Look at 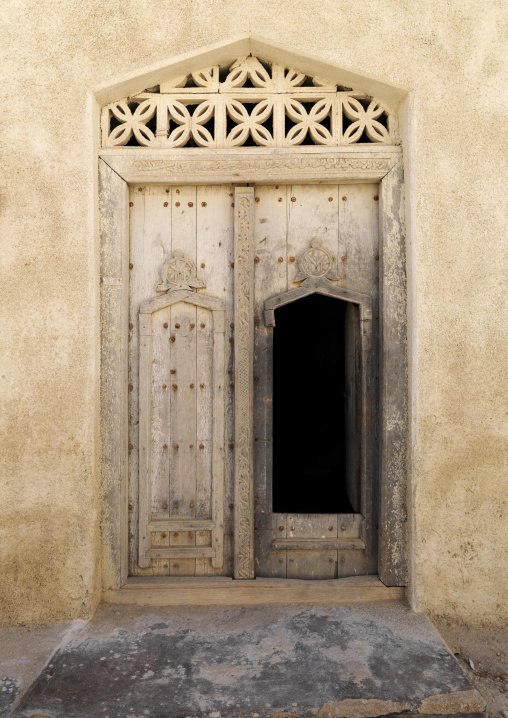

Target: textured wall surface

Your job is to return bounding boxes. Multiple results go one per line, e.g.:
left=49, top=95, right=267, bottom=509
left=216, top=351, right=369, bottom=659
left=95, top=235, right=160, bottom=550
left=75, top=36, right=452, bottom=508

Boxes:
left=0, top=0, right=507, bottom=626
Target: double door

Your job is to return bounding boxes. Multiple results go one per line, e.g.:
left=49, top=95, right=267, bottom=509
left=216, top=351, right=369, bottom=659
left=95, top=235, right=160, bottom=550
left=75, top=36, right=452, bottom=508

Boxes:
left=128, top=182, right=379, bottom=579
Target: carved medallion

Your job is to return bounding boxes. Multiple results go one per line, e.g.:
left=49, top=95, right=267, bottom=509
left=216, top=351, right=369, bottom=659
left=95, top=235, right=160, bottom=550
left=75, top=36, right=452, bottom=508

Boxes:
left=295, top=239, right=340, bottom=284
left=157, top=251, right=205, bottom=292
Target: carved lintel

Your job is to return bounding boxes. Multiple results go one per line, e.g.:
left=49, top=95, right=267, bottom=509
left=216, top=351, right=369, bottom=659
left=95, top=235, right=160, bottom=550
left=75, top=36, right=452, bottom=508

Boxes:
left=98, top=151, right=398, bottom=185
left=233, top=187, right=255, bottom=580
left=156, top=250, right=205, bottom=292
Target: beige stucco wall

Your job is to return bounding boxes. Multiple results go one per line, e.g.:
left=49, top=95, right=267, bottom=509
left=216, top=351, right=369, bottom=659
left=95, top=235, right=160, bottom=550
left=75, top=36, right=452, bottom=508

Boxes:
left=0, top=0, right=506, bottom=627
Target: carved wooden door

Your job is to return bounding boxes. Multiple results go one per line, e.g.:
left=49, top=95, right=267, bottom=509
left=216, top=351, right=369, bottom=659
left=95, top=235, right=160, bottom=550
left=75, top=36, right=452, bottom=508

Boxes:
left=128, top=182, right=378, bottom=580
left=128, top=185, right=236, bottom=577
left=252, top=183, right=379, bottom=579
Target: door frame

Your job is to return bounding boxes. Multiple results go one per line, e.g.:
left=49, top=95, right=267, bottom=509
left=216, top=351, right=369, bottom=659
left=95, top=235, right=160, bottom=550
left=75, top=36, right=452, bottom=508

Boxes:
left=99, top=145, right=407, bottom=592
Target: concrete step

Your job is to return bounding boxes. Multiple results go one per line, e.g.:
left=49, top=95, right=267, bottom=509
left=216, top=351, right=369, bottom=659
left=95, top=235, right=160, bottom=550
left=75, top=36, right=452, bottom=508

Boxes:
left=13, top=600, right=485, bottom=718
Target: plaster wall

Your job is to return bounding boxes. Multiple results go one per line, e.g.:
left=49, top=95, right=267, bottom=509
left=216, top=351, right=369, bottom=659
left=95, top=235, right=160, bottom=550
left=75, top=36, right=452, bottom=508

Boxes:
left=1, top=0, right=507, bottom=627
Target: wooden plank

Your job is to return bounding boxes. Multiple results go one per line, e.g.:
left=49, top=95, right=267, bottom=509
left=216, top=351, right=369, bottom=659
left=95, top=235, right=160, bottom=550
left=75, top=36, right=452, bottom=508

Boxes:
left=102, top=575, right=406, bottom=606
left=287, top=184, right=339, bottom=282
left=142, top=187, right=174, bottom=576
left=128, top=184, right=147, bottom=575
left=338, top=183, right=379, bottom=295
left=129, top=185, right=174, bottom=576
left=378, top=160, right=408, bottom=587
left=286, top=514, right=337, bottom=579
left=340, top=183, right=380, bottom=577
left=168, top=185, right=197, bottom=576
left=253, top=184, right=289, bottom=578
left=148, top=519, right=215, bottom=531
left=150, top=306, right=171, bottom=575
left=169, top=302, right=197, bottom=576
left=194, top=185, right=235, bottom=576
left=211, top=308, right=225, bottom=567
left=233, top=186, right=255, bottom=579
left=194, top=186, right=228, bottom=574
left=272, top=539, right=365, bottom=550
left=138, top=312, right=152, bottom=569
left=195, top=300, right=214, bottom=569
left=147, top=548, right=215, bottom=559
left=99, top=159, right=129, bottom=590
left=345, top=302, right=361, bottom=512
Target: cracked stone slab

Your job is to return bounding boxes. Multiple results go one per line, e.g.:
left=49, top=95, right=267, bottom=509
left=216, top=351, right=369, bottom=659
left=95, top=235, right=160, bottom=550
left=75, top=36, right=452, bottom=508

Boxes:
left=14, top=601, right=485, bottom=718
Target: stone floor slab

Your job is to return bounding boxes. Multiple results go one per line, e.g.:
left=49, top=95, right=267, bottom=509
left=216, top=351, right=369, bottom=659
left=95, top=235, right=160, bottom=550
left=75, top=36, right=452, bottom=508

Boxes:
left=14, top=601, right=485, bottom=718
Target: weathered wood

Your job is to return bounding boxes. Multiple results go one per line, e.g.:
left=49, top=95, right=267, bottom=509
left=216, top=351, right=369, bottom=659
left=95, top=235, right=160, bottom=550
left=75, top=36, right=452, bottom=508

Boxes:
left=148, top=519, right=215, bottom=531
left=378, top=159, right=408, bottom=587
left=131, top=186, right=231, bottom=576
left=345, top=303, right=361, bottom=512
left=272, top=539, right=365, bottom=550
left=100, top=149, right=400, bottom=186
left=255, top=186, right=379, bottom=581
left=100, top=156, right=407, bottom=591
left=195, top=185, right=233, bottom=575
left=285, top=514, right=338, bottom=579
left=253, top=184, right=289, bottom=578
left=146, top=547, right=215, bottom=559
left=99, top=159, right=129, bottom=590
left=264, top=279, right=371, bottom=326
left=138, top=289, right=227, bottom=573
left=211, top=307, right=225, bottom=567
left=138, top=313, right=153, bottom=568
left=233, top=186, right=255, bottom=579
left=102, top=575, right=406, bottom=606
left=340, top=183, right=380, bottom=577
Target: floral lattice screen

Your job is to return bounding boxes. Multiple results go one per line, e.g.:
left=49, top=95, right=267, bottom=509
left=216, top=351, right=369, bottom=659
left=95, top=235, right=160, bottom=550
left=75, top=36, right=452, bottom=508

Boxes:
left=101, top=56, right=397, bottom=148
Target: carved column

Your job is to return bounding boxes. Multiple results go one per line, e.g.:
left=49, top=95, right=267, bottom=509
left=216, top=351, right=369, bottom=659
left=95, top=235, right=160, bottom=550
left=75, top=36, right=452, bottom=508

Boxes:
left=233, top=186, right=255, bottom=579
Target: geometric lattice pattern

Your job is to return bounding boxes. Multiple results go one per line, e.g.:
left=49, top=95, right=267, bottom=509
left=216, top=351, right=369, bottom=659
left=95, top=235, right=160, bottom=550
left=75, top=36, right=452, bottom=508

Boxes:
left=101, top=56, right=395, bottom=148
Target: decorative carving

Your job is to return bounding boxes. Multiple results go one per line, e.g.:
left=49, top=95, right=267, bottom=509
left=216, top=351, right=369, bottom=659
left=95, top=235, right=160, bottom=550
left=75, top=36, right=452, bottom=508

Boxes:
left=101, top=57, right=396, bottom=148
left=284, top=97, right=333, bottom=146
left=233, top=189, right=254, bottom=579
left=225, top=98, right=274, bottom=147
left=107, top=99, right=157, bottom=146
left=342, top=96, right=390, bottom=144
left=133, top=156, right=393, bottom=174
left=166, top=99, right=216, bottom=148
left=156, top=251, right=205, bottom=292
left=295, top=239, right=340, bottom=285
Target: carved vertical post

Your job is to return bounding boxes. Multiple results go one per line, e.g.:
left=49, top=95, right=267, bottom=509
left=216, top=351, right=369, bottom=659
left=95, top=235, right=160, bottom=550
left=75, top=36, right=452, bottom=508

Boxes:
left=233, top=186, right=255, bottom=579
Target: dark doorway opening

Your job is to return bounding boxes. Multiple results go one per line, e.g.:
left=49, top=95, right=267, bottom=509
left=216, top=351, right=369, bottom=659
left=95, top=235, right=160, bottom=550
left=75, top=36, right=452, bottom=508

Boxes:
left=272, top=293, right=354, bottom=514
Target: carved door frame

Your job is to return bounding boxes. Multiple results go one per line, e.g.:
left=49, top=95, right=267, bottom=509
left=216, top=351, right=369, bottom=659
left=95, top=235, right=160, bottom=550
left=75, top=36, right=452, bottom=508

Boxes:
left=99, top=147, right=407, bottom=591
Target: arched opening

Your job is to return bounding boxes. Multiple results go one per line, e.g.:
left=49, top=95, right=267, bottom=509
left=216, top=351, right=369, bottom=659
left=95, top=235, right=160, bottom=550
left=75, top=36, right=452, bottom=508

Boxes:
left=272, top=293, right=357, bottom=515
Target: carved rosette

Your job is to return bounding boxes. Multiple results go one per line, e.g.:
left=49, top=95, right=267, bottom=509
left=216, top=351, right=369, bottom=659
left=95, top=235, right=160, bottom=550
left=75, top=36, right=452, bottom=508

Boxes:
left=295, top=239, right=340, bottom=286
left=156, top=251, right=205, bottom=292
left=233, top=188, right=255, bottom=579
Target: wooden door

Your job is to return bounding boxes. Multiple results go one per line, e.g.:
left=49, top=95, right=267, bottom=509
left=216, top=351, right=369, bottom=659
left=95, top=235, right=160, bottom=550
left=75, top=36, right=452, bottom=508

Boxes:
left=128, top=185, right=235, bottom=576
left=128, top=182, right=378, bottom=580
left=252, top=183, right=379, bottom=579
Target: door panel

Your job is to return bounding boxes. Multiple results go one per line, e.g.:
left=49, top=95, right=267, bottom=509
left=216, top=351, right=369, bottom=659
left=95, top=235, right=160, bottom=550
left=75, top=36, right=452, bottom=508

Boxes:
left=129, top=184, right=235, bottom=576
left=253, top=183, right=379, bottom=579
